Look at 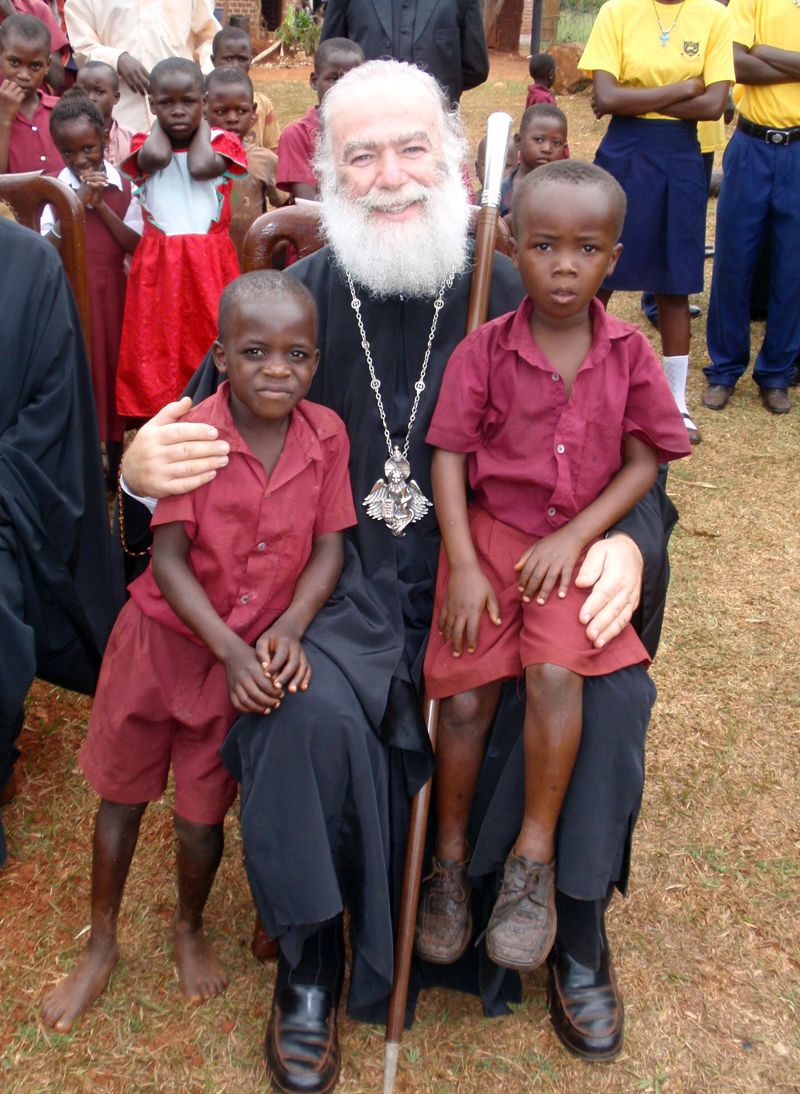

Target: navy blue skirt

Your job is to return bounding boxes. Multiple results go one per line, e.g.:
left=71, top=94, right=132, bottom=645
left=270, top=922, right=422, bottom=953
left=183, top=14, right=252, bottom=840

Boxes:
left=595, top=115, right=706, bottom=294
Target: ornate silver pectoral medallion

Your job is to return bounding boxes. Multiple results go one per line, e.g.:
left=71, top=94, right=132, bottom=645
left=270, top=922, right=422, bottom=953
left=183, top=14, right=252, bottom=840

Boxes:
left=363, top=446, right=431, bottom=537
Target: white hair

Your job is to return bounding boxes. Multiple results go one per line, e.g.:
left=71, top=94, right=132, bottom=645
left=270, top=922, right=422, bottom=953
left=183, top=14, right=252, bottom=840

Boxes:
left=313, top=59, right=471, bottom=298
left=314, top=59, right=468, bottom=190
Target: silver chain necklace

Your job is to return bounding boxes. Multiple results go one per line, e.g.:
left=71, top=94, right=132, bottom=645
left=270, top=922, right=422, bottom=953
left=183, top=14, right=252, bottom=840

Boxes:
left=652, top=0, right=686, bottom=46
left=346, top=269, right=454, bottom=537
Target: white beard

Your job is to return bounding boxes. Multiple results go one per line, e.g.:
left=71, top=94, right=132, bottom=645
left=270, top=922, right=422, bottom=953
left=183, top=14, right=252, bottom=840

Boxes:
left=319, top=169, right=471, bottom=299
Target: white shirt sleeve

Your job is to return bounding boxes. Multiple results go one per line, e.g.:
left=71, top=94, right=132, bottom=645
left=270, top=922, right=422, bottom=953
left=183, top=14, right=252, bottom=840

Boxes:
left=119, top=475, right=157, bottom=514
left=64, top=0, right=125, bottom=69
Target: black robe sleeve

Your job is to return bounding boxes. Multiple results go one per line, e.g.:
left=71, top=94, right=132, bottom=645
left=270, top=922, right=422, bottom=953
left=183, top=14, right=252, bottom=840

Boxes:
left=0, top=218, right=121, bottom=690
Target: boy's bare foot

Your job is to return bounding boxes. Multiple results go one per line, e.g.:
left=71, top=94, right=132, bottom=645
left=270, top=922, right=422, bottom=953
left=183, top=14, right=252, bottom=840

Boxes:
left=173, top=923, right=228, bottom=1004
left=39, top=942, right=118, bottom=1032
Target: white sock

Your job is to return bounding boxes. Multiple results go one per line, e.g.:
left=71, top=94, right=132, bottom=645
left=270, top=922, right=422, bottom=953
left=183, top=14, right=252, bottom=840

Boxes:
left=662, top=354, right=695, bottom=428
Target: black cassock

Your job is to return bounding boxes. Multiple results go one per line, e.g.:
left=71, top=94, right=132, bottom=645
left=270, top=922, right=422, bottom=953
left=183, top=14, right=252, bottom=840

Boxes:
left=0, top=220, right=122, bottom=864
left=152, top=245, right=676, bottom=1020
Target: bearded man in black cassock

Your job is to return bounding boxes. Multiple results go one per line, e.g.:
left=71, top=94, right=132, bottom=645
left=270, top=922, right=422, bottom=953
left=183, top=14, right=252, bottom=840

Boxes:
left=121, top=60, right=677, bottom=1094
left=0, top=218, right=121, bottom=866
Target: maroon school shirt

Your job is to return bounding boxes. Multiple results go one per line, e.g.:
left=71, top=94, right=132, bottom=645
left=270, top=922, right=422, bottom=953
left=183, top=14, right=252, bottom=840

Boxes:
left=525, top=84, right=557, bottom=109
left=4, top=90, right=61, bottom=175
left=276, top=104, right=320, bottom=192
left=130, top=383, right=357, bottom=645
left=12, top=0, right=68, bottom=51
left=426, top=297, right=691, bottom=539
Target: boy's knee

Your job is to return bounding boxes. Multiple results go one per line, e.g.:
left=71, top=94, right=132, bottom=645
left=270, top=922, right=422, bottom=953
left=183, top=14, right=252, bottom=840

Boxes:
left=173, top=813, right=224, bottom=851
left=440, top=688, right=494, bottom=739
left=525, top=662, right=581, bottom=700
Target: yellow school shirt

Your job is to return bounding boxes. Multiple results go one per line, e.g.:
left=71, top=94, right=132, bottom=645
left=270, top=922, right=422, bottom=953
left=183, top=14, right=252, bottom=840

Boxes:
left=580, top=0, right=734, bottom=119
left=698, top=117, right=726, bottom=150
left=730, top=0, right=800, bottom=127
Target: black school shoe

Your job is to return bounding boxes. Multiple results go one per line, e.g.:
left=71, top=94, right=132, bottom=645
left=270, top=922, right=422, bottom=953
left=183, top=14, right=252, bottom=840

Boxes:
left=546, top=937, right=624, bottom=1061
left=265, top=984, right=340, bottom=1093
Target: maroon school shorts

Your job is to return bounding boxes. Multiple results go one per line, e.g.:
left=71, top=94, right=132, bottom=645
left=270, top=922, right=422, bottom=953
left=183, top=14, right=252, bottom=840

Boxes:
left=424, top=507, right=650, bottom=700
left=80, top=599, right=239, bottom=824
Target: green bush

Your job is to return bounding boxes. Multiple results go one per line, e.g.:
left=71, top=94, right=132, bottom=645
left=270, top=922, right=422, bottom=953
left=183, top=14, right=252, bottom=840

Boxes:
left=276, top=4, right=321, bottom=57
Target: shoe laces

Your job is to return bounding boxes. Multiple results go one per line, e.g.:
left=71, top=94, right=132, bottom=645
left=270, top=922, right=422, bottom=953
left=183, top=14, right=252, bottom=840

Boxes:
left=423, top=856, right=469, bottom=902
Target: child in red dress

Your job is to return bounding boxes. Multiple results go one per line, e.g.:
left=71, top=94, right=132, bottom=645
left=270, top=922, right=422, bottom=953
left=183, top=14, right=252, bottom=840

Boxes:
left=44, top=89, right=140, bottom=486
left=416, top=162, right=691, bottom=973
left=40, top=271, right=356, bottom=1034
left=116, top=57, right=247, bottom=419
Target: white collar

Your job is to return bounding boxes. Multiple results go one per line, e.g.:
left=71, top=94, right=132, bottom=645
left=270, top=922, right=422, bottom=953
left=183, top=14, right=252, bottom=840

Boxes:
left=57, top=161, right=124, bottom=191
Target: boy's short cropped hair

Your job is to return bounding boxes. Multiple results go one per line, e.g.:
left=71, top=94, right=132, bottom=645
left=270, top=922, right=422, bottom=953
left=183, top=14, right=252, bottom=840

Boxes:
left=149, top=57, right=204, bottom=95
left=519, top=103, right=567, bottom=135
left=205, top=66, right=254, bottom=98
left=0, top=12, right=51, bottom=53
left=211, top=24, right=252, bottom=58
left=313, top=36, right=366, bottom=70
left=218, top=270, right=319, bottom=343
left=79, top=59, right=120, bottom=91
left=528, top=53, right=556, bottom=82
left=511, top=159, right=627, bottom=241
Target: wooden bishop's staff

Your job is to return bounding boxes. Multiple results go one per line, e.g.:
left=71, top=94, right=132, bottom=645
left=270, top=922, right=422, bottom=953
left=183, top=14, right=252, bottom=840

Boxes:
left=383, top=111, right=514, bottom=1094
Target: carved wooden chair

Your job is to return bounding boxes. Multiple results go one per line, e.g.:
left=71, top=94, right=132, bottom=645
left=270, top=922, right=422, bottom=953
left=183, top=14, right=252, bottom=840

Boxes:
left=242, top=202, right=513, bottom=272
left=0, top=172, right=90, bottom=344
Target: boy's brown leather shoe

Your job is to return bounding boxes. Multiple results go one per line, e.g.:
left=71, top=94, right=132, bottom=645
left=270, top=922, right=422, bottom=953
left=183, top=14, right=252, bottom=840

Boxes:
left=415, top=855, right=473, bottom=964
left=265, top=984, right=340, bottom=1093
left=546, top=938, right=623, bottom=1061
left=485, top=855, right=556, bottom=970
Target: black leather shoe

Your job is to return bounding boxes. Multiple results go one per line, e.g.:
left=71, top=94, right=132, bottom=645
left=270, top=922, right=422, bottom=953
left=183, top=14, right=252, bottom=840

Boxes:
left=265, top=984, right=340, bottom=1093
left=546, top=939, right=623, bottom=1061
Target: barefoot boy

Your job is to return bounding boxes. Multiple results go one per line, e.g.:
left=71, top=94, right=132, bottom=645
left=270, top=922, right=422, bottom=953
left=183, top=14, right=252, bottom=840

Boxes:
left=40, top=271, right=356, bottom=1032
left=416, top=162, right=690, bottom=972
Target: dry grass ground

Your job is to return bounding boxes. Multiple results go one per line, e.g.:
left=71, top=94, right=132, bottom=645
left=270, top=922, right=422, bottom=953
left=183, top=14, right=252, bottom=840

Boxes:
left=1, top=55, right=799, bottom=1093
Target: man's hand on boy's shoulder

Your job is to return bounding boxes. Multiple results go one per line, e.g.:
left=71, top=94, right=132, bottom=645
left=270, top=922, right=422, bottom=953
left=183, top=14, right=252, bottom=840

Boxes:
left=0, top=79, right=25, bottom=123
left=122, top=397, right=231, bottom=498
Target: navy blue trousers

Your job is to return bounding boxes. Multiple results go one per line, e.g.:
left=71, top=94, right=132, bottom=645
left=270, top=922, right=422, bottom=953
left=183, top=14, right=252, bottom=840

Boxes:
left=705, top=127, right=800, bottom=389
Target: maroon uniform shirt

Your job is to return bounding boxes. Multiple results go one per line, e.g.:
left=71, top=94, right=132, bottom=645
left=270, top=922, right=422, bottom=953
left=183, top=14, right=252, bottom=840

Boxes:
left=426, top=296, right=691, bottom=539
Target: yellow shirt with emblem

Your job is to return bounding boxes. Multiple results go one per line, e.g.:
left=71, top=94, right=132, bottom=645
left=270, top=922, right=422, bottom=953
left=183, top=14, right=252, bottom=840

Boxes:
left=580, top=0, right=734, bottom=119
left=730, top=0, right=800, bottom=127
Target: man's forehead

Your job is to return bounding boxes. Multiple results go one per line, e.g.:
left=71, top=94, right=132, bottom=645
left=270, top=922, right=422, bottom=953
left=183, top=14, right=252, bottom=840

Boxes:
left=328, top=84, right=442, bottom=149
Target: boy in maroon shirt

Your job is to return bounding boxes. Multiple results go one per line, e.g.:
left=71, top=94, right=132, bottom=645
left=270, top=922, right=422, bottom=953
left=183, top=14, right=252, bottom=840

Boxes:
left=40, top=271, right=356, bottom=1034
left=525, top=52, right=557, bottom=109
left=416, top=162, right=690, bottom=974
left=0, top=13, right=60, bottom=174
left=276, top=36, right=364, bottom=201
